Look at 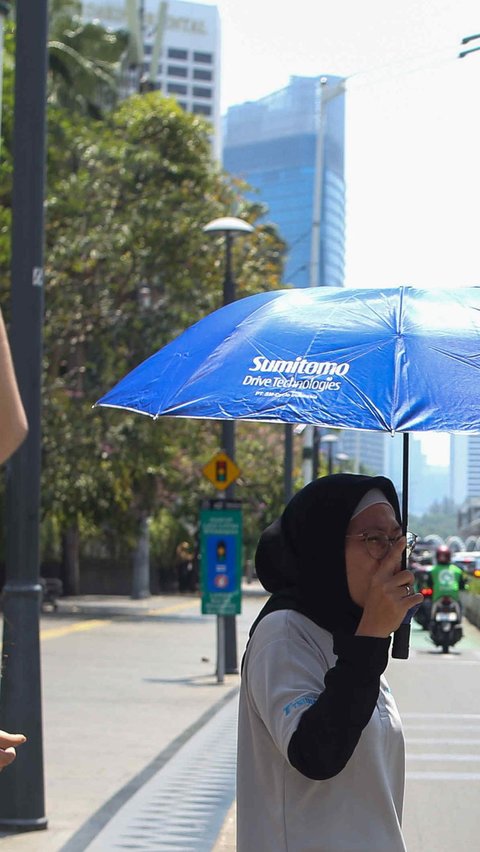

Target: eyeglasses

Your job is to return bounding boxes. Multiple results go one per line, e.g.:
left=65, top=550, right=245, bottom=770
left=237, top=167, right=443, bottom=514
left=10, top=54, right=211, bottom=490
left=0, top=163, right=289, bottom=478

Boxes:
left=346, top=531, right=418, bottom=561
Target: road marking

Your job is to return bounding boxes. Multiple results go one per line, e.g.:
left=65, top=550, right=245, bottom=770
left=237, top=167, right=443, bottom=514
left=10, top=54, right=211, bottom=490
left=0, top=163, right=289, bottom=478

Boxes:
left=403, top=712, right=480, bottom=719
left=146, top=601, right=200, bottom=616
left=41, top=620, right=111, bottom=640
left=408, top=754, right=480, bottom=762
left=408, top=771, right=480, bottom=781
left=407, top=738, right=480, bottom=745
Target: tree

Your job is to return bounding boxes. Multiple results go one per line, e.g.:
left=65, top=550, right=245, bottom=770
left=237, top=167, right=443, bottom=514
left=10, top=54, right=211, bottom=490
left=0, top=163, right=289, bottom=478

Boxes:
left=48, top=0, right=128, bottom=119
left=42, top=92, right=287, bottom=589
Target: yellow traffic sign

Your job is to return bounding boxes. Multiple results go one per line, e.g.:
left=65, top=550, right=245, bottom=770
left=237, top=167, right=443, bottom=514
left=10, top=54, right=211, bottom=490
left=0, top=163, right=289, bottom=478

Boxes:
left=202, top=451, right=241, bottom=491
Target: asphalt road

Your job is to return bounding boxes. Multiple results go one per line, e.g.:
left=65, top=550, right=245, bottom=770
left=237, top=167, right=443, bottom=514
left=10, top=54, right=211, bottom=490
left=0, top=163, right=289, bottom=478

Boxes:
left=389, top=617, right=480, bottom=851
left=0, top=592, right=479, bottom=851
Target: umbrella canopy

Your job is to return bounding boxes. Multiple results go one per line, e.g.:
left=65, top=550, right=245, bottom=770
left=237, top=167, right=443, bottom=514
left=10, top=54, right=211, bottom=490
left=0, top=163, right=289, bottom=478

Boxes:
left=96, top=285, right=480, bottom=434
left=97, top=284, right=480, bottom=660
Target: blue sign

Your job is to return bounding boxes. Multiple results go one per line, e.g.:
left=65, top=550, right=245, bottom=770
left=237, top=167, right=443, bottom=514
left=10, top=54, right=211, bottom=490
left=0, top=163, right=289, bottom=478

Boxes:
left=200, top=506, right=242, bottom=615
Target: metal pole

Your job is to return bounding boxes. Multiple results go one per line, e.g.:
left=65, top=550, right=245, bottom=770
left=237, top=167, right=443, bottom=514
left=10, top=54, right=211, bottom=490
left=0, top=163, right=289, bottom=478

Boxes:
left=222, top=231, right=238, bottom=673
left=0, top=0, right=48, bottom=829
left=216, top=615, right=225, bottom=683
left=284, top=424, right=293, bottom=503
left=312, top=427, right=319, bottom=480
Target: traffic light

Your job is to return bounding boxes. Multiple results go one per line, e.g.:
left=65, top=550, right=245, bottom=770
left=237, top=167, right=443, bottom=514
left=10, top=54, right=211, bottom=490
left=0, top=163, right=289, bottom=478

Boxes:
left=215, top=459, right=227, bottom=483
left=216, top=540, right=227, bottom=562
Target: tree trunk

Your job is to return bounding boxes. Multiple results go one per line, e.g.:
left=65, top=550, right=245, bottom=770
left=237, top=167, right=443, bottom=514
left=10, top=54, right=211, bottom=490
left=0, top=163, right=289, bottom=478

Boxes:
left=61, top=524, right=80, bottom=596
left=131, top=514, right=151, bottom=600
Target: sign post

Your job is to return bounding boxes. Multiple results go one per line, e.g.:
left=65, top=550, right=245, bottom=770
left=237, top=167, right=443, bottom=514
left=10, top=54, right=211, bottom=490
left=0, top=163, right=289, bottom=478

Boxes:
left=200, top=494, right=242, bottom=683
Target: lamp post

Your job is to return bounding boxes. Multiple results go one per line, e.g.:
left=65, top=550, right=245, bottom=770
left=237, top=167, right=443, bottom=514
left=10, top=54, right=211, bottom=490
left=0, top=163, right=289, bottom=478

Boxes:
left=303, top=77, right=345, bottom=485
left=0, top=0, right=48, bottom=829
left=203, top=216, right=254, bottom=674
left=321, top=433, right=339, bottom=476
left=336, top=451, right=350, bottom=472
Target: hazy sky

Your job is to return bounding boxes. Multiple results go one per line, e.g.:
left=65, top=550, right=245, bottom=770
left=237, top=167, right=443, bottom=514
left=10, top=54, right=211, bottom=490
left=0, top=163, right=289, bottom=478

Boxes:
left=202, top=0, right=480, bottom=465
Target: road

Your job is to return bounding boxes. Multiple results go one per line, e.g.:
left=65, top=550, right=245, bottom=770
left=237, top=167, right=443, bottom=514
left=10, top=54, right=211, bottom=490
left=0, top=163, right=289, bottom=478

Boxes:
left=389, top=618, right=480, bottom=851
left=0, top=592, right=479, bottom=850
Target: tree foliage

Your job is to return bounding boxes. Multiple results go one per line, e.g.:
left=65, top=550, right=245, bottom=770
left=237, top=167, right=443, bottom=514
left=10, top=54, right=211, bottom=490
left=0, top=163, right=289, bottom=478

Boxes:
left=48, top=0, right=129, bottom=119
left=1, top=16, right=292, bottom=579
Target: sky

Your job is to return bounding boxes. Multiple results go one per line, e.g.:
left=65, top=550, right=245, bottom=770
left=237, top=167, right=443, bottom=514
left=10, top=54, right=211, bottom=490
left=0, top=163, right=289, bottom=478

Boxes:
left=201, top=0, right=480, bottom=466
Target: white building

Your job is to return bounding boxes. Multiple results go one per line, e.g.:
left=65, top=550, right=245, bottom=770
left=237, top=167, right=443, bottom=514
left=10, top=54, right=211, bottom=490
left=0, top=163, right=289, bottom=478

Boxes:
left=81, top=1, right=221, bottom=156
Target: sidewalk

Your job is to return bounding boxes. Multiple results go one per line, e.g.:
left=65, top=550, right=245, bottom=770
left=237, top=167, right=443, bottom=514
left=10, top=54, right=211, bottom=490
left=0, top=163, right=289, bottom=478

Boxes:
left=0, top=580, right=266, bottom=851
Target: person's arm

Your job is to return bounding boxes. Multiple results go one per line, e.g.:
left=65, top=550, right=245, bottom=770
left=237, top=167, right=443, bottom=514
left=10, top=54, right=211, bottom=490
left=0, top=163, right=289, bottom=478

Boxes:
left=287, top=634, right=390, bottom=779
left=0, top=308, right=28, bottom=463
left=0, top=730, right=26, bottom=770
left=246, top=619, right=390, bottom=782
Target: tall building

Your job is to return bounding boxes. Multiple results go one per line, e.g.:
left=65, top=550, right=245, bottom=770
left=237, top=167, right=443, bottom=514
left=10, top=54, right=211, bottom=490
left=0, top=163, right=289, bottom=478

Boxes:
left=223, top=75, right=346, bottom=288
left=451, top=434, right=480, bottom=506
left=81, top=1, right=221, bottom=155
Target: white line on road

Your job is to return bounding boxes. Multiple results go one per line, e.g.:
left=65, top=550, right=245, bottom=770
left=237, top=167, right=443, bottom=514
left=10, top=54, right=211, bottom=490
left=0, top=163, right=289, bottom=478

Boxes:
left=407, top=738, right=480, bottom=745
left=402, top=712, right=480, bottom=719
left=407, top=754, right=480, bottom=762
left=407, top=771, right=480, bottom=781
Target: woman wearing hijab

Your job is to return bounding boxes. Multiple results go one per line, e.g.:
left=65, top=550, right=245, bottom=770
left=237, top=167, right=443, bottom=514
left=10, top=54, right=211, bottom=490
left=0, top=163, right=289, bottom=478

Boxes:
left=237, top=473, right=422, bottom=852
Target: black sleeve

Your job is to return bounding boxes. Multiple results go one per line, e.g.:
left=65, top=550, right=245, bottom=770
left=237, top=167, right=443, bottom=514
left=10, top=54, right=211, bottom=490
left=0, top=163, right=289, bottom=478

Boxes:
left=287, top=633, right=391, bottom=781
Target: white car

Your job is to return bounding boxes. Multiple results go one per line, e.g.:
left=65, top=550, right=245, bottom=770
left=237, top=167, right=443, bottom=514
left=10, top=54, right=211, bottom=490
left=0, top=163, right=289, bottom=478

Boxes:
left=452, top=551, right=480, bottom=578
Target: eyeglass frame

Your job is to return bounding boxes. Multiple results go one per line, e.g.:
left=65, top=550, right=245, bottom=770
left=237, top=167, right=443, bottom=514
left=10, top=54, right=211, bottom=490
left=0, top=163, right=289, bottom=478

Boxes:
left=345, top=530, right=418, bottom=560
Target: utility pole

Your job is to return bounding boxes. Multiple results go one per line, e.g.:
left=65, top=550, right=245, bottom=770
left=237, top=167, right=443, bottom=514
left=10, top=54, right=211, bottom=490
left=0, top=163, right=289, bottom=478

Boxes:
left=0, top=0, right=48, bottom=829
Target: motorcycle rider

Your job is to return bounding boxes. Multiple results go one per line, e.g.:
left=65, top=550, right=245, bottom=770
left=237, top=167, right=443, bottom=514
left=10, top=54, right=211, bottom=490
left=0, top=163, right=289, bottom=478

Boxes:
left=428, top=545, right=467, bottom=625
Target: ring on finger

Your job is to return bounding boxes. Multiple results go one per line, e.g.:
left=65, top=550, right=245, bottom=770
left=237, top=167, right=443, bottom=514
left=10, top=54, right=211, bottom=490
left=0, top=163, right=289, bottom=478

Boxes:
left=405, top=584, right=411, bottom=596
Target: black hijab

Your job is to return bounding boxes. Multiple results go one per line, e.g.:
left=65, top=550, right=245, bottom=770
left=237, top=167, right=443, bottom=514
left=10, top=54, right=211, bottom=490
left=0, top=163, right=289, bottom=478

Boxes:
left=250, top=473, right=401, bottom=640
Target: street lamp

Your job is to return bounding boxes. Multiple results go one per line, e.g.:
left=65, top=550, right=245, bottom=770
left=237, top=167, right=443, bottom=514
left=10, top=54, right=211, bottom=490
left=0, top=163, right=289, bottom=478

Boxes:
left=336, top=451, right=350, bottom=472
left=303, top=77, right=346, bottom=484
left=321, top=433, right=339, bottom=476
left=203, top=216, right=254, bottom=674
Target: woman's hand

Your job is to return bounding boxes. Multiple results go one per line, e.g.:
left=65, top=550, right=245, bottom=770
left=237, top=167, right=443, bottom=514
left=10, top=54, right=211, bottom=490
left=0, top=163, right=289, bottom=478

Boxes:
left=0, top=730, right=26, bottom=770
left=355, top=536, right=423, bottom=638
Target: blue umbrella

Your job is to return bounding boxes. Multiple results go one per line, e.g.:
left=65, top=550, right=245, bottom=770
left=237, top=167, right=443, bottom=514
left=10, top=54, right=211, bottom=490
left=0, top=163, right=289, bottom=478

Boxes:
left=96, top=285, right=480, bottom=656
left=96, top=285, right=480, bottom=433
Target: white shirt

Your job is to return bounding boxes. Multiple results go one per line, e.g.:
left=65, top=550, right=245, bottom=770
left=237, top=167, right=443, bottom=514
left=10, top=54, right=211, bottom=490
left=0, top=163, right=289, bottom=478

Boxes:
left=237, top=609, right=406, bottom=852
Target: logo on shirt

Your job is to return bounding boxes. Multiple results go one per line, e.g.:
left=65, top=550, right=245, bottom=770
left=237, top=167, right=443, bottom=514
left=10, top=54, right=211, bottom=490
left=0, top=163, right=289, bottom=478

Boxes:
left=283, top=693, right=318, bottom=716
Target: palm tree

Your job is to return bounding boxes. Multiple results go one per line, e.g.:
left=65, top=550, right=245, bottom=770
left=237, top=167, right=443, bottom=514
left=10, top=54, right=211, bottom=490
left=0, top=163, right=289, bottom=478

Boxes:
left=48, top=0, right=128, bottom=119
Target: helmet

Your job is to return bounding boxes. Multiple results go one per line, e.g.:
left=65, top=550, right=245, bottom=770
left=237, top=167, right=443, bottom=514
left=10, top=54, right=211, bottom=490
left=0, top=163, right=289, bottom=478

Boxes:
left=436, top=544, right=451, bottom=564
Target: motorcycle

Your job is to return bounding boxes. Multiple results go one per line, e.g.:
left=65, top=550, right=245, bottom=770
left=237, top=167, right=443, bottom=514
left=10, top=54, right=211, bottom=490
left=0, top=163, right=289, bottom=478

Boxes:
left=414, top=586, right=433, bottom=630
left=429, top=595, right=463, bottom=653
left=412, top=563, right=433, bottom=630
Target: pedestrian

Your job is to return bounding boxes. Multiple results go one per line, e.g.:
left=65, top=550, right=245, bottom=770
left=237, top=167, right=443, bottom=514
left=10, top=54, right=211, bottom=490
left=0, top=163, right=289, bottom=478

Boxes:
left=175, top=541, right=196, bottom=593
left=237, top=473, right=422, bottom=852
left=0, top=306, right=28, bottom=768
left=0, top=307, right=28, bottom=464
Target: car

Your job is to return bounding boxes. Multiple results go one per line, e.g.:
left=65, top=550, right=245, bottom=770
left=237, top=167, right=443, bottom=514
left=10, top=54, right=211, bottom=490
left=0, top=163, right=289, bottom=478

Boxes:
left=452, top=551, right=480, bottom=578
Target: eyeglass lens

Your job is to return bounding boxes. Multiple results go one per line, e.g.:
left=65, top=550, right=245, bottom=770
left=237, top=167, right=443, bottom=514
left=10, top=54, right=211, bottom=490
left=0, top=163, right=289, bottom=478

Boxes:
left=365, top=532, right=416, bottom=559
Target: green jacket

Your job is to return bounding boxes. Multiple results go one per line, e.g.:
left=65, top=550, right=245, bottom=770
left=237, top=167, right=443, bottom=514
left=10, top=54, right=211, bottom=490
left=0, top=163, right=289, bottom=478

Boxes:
left=429, top=563, right=466, bottom=602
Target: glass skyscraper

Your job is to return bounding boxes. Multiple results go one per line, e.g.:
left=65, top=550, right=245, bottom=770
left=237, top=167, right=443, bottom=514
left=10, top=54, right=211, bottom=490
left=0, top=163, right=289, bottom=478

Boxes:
left=223, top=75, right=346, bottom=288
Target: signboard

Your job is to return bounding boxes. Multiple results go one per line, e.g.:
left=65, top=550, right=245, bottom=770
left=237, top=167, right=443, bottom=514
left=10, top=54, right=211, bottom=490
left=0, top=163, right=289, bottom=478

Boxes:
left=200, top=504, right=242, bottom=615
left=202, top=450, right=241, bottom=491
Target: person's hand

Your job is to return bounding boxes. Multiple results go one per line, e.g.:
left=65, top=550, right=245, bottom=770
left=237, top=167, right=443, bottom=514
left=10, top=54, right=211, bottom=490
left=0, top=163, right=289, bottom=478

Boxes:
left=0, top=730, right=26, bottom=770
left=355, top=536, right=424, bottom=638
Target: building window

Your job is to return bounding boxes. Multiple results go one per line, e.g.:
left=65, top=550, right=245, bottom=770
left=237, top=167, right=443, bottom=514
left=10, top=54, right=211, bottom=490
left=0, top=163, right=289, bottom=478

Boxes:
left=193, top=51, right=212, bottom=64
left=193, top=68, right=212, bottom=81
left=193, top=104, right=212, bottom=116
left=178, top=102, right=187, bottom=111
left=192, top=86, right=211, bottom=99
left=167, top=83, right=187, bottom=95
left=168, top=48, right=188, bottom=60
left=168, top=65, right=188, bottom=77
